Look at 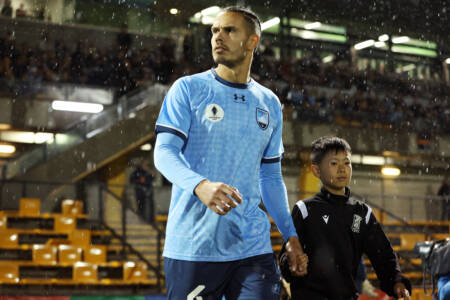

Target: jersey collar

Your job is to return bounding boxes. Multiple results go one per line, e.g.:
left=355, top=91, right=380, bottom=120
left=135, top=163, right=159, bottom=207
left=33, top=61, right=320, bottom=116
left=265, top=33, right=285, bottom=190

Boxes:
left=319, top=187, right=351, bottom=204
left=211, top=68, right=253, bottom=89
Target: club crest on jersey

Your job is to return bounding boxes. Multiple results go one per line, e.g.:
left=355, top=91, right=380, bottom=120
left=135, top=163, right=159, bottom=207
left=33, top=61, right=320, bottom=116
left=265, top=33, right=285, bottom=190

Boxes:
left=256, top=108, right=269, bottom=130
left=205, top=104, right=224, bottom=123
left=351, top=214, right=362, bottom=233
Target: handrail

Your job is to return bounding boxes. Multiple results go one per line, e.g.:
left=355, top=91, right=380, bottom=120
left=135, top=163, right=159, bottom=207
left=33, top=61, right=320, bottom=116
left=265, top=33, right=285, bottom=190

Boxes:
left=101, top=183, right=164, bottom=291
left=1, top=84, right=166, bottom=181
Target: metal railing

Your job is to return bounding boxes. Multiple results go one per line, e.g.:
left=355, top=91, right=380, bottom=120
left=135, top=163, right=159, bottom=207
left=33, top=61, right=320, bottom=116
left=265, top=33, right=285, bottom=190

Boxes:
left=1, top=84, right=167, bottom=181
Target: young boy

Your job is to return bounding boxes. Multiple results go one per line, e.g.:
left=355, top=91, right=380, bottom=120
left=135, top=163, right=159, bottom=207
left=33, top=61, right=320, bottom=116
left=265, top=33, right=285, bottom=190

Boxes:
left=279, top=136, right=411, bottom=300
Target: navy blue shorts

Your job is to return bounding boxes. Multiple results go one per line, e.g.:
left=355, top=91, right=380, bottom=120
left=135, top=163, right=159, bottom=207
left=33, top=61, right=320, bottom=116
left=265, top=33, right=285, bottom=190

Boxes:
left=164, top=253, right=281, bottom=300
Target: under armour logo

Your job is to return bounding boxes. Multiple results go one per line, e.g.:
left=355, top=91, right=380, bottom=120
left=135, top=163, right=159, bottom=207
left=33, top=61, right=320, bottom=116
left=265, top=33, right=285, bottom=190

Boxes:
left=234, top=94, right=246, bottom=103
left=322, top=215, right=329, bottom=224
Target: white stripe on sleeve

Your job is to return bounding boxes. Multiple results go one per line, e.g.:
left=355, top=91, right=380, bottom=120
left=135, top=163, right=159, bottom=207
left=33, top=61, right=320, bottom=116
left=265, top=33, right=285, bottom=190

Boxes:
left=365, top=205, right=372, bottom=224
left=296, top=201, right=308, bottom=219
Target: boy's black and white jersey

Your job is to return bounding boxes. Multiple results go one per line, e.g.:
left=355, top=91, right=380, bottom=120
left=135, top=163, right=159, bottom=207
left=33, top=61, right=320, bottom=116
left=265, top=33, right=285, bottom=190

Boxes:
left=279, top=187, right=411, bottom=300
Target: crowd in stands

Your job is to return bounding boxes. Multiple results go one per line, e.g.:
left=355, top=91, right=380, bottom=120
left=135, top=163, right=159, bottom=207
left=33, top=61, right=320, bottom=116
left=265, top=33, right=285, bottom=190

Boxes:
left=0, top=29, right=448, bottom=135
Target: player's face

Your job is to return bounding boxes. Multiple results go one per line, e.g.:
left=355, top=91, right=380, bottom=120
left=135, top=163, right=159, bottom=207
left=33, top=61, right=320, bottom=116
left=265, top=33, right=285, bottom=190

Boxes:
left=316, top=150, right=352, bottom=195
left=211, top=11, right=252, bottom=68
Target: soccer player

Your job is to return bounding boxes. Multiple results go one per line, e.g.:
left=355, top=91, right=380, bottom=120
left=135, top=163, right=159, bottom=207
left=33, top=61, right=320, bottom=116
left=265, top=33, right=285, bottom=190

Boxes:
left=153, top=6, right=307, bottom=299
left=279, top=136, right=411, bottom=300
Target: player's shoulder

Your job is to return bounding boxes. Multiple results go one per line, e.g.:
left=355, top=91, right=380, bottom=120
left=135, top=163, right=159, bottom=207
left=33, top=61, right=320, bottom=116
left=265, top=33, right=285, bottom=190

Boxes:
left=251, top=79, right=281, bottom=106
left=171, top=70, right=213, bottom=90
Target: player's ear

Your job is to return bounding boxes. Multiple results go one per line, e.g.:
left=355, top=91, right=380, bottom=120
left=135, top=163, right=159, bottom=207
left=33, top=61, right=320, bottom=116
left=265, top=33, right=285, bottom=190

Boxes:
left=247, top=34, right=259, bottom=51
left=311, top=164, right=320, bottom=178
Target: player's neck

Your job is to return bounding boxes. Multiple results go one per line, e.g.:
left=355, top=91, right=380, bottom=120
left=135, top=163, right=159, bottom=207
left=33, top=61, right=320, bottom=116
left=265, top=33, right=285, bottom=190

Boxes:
left=215, top=62, right=251, bottom=84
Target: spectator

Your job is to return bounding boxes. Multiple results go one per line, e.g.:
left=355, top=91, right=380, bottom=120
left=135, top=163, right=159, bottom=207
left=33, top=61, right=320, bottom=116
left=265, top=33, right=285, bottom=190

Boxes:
left=129, top=159, right=155, bottom=222
left=1, top=0, right=12, bottom=17
left=116, top=23, right=132, bottom=55
left=15, top=3, right=27, bottom=18
left=439, top=176, right=449, bottom=221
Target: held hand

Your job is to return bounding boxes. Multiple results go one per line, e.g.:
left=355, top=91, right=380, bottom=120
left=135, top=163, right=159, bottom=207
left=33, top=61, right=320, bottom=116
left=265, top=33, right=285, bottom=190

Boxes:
left=286, top=236, right=308, bottom=276
left=393, top=282, right=410, bottom=300
left=194, top=180, right=243, bottom=215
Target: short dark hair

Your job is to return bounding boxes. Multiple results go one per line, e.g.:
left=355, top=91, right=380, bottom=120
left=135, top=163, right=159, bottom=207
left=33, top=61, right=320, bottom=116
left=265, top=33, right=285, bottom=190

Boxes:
left=310, top=136, right=352, bottom=165
left=224, top=6, right=261, bottom=37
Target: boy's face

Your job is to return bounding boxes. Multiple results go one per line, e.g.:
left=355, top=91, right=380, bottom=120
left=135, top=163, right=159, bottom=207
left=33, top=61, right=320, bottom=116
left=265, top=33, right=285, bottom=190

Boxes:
left=312, top=150, right=352, bottom=195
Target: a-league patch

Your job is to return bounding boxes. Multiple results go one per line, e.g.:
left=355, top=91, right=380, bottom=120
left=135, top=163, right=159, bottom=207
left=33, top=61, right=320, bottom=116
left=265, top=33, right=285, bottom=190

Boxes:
left=256, top=108, right=269, bottom=130
left=205, top=104, right=224, bottom=123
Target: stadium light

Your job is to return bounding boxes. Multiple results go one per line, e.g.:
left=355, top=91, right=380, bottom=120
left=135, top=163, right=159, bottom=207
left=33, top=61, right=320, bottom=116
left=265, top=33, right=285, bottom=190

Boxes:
left=169, top=8, right=179, bottom=15
left=0, top=144, right=15, bottom=154
left=361, top=155, right=385, bottom=165
left=378, top=34, right=389, bottom=42
left=381, top=167, right=401, bottom=177
left=304, top=22, right=321, bottom=30
left=0, top=131, right=54, bottom=144
left=354, top=40, right=375, bottom=50
left=322, top=55, right=334, bottom=63
left=52, top=101, right=103, bottom=113
left=201, top=6, right=221, bottom=16
left=396, top=64, right=416, bottom=73
left=140, top=143, right=152, bottom=151
left=446, top=58, right=450, bottom=64
left=261, top=17, right=280, bottom=31
left=392, top=36, right=410, bottom=44
left=374, top=41, right=386, bottom=48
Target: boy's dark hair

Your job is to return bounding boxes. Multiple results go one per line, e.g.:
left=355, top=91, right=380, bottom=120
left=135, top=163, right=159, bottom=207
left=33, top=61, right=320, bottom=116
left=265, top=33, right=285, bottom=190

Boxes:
left=224, top=6, right=261, bottom=37
left=310, top=136, right=352, bottom=165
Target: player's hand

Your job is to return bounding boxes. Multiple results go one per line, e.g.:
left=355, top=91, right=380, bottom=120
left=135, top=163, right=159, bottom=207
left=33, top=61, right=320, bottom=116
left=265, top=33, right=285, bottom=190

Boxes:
left=194, top=180, right=242, bottom=215
left=286, top=236, right=308, bottom=276
left=393, top=282, right=410, bottom=300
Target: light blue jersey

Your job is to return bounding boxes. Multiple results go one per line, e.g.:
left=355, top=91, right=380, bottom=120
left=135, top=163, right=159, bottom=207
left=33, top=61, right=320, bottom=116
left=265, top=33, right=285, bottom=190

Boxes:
left=155, top=69, right=291, bottom=261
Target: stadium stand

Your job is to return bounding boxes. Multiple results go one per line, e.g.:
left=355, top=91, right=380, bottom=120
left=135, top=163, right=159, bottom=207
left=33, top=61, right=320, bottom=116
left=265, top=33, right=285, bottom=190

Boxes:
left=0, top=1, right=448, bottom=299
left=0, top=197, right=157, bottom=293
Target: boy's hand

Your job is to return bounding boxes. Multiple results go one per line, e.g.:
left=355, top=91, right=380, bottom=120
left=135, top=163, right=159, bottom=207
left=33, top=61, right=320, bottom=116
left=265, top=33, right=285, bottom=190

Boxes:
left=285, top=236, right=308, bottom=276
left=393, top=282, right=410, bottom=300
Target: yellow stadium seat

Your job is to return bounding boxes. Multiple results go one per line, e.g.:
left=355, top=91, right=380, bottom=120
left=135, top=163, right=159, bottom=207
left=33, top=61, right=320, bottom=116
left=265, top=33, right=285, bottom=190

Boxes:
left=19, top=198, right=40, bottom=216
left=54, top=215, right=76, bottom=233
left=399, top=233, right=426, bottom=251
left=71, top=230, right=91, bottom=247
left=0, top=214, right=7, bottom=229
left=123, top=261, right=148, bottom=282
left=411, top=288, right=433, bottom=300
left=0, top=262, right=19, bottom=283
left=73, top=262, right=98, bottom=283
left=432, top=233, right=449, bottom=241
left=33, top=245, right=57, bottom=265
left=84, top=245, right=107, bottom=264
left=58, top=245, right=82, bottom=264
left=0, top=232, right=18, bottom=248
left=62, top=199, right=83, bottom=216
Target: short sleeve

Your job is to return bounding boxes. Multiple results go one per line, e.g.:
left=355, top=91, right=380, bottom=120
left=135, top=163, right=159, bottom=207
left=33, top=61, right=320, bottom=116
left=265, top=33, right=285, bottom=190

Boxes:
left=155, top=77, right=191, bottom=146
left=262, top=100, right=284, bottom=163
